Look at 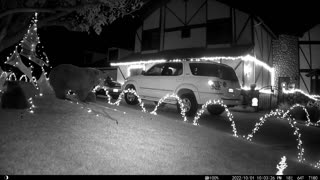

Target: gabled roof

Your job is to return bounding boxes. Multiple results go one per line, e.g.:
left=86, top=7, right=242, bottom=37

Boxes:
left=139, top=0, right=319, bottom=37
left=217, top=0, right=320, bottom=37
left=114, top=45, right=253, bottom=63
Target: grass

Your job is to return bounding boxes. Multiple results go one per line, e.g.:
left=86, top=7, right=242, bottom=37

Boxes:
left=0, top=94, right=319, bottom=174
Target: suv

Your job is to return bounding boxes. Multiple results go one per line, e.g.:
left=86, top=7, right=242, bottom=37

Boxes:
left=95, top=76, right=122, bottom=99
left=123, top=61, right=241, bottom=117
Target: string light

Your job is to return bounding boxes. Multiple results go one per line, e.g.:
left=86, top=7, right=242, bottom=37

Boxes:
left=19, top=75, right=29, bottom=82
left=282, top=88, right=320, bottom=101
left=284, top=104, right=319, bottom=127
left=150, top=93, right=187, bottom=122
left=2, top=12, right=52, bottom=98
left=200, top=54, right=275, bottom=87
left=28, top=97, right=35, bottom=114
left=246, top=108, right=305, bottom=162
left=312, top=160, right=320, bottom=169
left=92, top=85, right=147, bottom=112
left=7, top=72, right=17, bottom=81
left=193, top=99, right=238, bottom=137
left=110, top=55, right=275, bottom=87
left=127, top=64, right=145, bottom=77
left=110, top=59, right=167, bottom=66
left=276, top=156, right=288, bottom=175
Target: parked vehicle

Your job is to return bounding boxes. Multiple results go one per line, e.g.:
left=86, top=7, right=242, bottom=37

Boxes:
left=122, top=61, right=241, bottom=117
left=96, top=76, right=122, bottom=99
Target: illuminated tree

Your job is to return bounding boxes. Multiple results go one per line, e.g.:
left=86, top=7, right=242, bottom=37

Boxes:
left=0, top=0, right=144, bottom=52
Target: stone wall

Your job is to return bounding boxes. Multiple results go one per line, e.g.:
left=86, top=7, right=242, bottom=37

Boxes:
left=272, top=34, right=299, bottom=92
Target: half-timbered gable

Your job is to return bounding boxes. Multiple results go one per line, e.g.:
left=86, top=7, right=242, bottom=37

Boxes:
left=299, top=24, right=320, bottom=94
left=112, top=0, right=276, bottom=92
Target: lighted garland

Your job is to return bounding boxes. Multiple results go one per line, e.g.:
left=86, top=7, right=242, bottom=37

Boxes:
left=246, top=109, right=305, bottom=162
left=2, top=12, right=52, bottom=95
left=28, top=97, right=35, bottom=114
left=312, top=160, right=320, bottom=169
left=66, top=96, right=119, bottom=124
left=150, top=93, right=187, bottom=122
left=282, top=88, right=320, bottom=102
left=7, top=72, right=17, bottom=81
left=276, top=156, right=288, bottom=175
left=19, top=75, right=29, bottom=82
left=284, top=104, right=319, bottom=127
left=93, top=86, right=147, bottom=112
left=90, top=86, right=320, bottom=165
left=92, top=85, right=120, bottom=106
left=193, top=99, right=238, bottom=137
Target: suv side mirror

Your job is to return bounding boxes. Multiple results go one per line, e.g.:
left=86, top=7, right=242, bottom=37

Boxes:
left=141, top=70, right=146, bottom=75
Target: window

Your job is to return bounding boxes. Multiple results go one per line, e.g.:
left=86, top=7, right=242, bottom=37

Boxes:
left=207, top=18, right=232, bottom=44
left=162, top=63, right=183, bottom=76
left=145, top=63, right=165, bottom=76
left=145, top=63, right=183, bottom=76
left=141, top=28, right=160, bottom=51
left=189, top=63, right=238, bottom=81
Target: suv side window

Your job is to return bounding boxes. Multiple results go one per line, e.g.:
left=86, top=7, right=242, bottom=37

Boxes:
left=161, top=63, right=183, bottom=76
left=145, top=63, right=165, bottom=76
left=189, top=63, right=238, bottom=81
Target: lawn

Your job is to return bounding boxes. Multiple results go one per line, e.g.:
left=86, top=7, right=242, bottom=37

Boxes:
left=1, top=93, right=319, bottom=175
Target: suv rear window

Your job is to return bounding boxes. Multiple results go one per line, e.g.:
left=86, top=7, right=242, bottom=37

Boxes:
left=189, top=63, right=238, bottom=81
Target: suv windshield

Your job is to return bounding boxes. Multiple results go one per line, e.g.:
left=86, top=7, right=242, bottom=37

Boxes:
left=189, top=63, right=238, bottom=81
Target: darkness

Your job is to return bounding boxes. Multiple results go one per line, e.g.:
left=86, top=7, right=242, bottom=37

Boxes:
left=38, top=0, right=320, bottom=67
left=38, top=14, right=140, bottom=67
left=218, top=0, right=320, bottom=36
left=1, top=0, right=319, bottom=69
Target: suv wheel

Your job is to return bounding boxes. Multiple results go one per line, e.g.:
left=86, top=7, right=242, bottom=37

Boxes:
left=207, top=104, right=225, bottom=116
left=177, top=93, right=198, bottom=117
left=124, top=85, right=139, bottom=105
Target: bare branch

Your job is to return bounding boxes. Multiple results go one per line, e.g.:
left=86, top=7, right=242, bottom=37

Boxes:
left=0, top=1, right=105, bottom=19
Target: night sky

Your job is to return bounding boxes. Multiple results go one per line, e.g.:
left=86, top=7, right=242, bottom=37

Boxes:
left=38, top=14, right=139, bottom=67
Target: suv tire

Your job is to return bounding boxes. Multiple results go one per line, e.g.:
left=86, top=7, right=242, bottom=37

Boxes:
left=177, top=93, right=198, bottom=117
left=124, top=85, right=139, bottom=105
left=207, top=104, right=225, bottom=116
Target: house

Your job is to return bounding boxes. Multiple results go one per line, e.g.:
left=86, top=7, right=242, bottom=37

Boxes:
left=298, top=24, right=320, bottom=94
left=110, top=0, right=275, bottom=92
left=107, top=0, right=320, bottom=110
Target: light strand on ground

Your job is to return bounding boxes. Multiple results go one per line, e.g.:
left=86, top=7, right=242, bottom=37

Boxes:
left=150, top=93, right=187, bottom=122
left=193, top=99, right=238, bottom=137
left=312, top=160, right=320, bottom=169
left=28, top=97, right=35, bottom=114
left=66, top=95, right=119, bottom=124
left=246, top=108, right=305, bottom=162
left=284, top=104, right=319, bottom=127
left=93, top=86, right=147, bottom=112
left=276, top=156, right=288, bottom=175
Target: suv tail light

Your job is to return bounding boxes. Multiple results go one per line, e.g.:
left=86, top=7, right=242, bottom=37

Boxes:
left=208, top=80, right=221, bottom=90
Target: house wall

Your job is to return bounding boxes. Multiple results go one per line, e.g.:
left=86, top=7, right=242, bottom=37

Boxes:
left=234, top=9, right=252, bottom=46
left=134, top=27, right=142, bottom=53
left=299, top=24, right=320, bottom=93
left=128, top=0, right=275, bottom=90
left=252, top=19, right=274, bottom=89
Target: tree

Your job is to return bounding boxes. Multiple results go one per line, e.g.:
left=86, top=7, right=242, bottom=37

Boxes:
left=0, top=0, right=144, bottom=53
